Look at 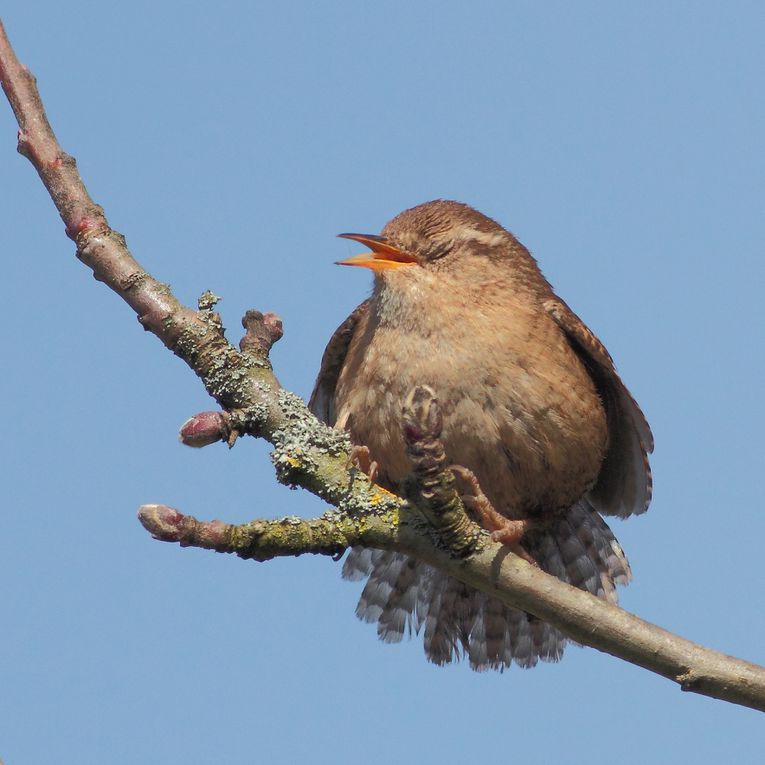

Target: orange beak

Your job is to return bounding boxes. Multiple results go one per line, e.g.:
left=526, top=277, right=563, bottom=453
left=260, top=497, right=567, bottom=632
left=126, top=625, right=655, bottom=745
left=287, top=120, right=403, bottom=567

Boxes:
left=336, top=233, right=418, bottom=272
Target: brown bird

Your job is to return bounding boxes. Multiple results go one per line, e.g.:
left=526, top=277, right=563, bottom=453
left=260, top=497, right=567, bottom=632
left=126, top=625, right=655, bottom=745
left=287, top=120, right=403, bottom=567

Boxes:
left=310, top=200, right=653, bottom=670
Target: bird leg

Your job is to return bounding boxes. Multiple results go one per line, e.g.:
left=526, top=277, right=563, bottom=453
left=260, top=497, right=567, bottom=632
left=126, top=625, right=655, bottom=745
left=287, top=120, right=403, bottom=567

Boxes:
left=348, top=444, right=379, bottom=484
left=450, top=465, right=538, bottom=566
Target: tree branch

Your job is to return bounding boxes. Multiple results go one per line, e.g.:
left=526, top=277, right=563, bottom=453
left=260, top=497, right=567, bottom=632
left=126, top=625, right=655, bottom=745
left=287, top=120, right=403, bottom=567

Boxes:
left=2, top=18, right=765, bottom=713
left=138, top=503, right=397, bottom=562
left=141, top=504, right=765, bottom=712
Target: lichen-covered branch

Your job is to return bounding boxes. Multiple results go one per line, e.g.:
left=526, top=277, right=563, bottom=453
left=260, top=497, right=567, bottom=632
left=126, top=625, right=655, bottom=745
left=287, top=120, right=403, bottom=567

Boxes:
left=138, top=503, right=399, bottom=562
left=3, top=19, right=765, bottom=714
left=138, top=490, right=765, bottom=713
left=0, top=17, right=391, bottom=522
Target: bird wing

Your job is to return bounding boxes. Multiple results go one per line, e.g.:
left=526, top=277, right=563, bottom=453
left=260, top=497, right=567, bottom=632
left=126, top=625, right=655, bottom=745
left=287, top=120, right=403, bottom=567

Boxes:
left=308, top=299, right=371, bottom=426
left=543, top=297, right=654, bottom=518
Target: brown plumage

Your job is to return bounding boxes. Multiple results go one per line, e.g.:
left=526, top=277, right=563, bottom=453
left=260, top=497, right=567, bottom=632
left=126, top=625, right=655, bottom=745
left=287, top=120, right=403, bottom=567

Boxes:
left=310, top=200, right=653, bottom=670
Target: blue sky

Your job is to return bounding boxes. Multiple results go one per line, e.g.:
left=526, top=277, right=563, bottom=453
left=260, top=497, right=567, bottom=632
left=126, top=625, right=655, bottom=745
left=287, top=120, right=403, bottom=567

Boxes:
left=1, top=2, right=764, bottom=763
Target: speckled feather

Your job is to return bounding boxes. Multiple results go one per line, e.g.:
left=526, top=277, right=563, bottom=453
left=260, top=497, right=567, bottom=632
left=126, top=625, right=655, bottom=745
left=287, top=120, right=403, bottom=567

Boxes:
left=311, top=200, right=652, bottom=670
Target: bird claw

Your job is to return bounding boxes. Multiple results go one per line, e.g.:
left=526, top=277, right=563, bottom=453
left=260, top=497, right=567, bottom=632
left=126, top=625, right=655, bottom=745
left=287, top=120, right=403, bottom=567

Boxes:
left=450, top=464, right=538, bottom=566
left=449, top=465, right=503, bottom=527
left=348, top=444, right=379, bottom=483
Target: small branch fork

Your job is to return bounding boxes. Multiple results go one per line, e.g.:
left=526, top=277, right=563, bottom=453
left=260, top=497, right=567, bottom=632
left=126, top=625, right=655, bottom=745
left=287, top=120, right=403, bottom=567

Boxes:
left=2, top=19, right=765, bottom=713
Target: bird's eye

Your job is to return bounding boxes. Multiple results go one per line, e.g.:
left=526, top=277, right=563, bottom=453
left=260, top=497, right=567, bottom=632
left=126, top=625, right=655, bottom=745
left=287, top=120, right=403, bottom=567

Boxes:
left=421, top=239, right=452, bottom=262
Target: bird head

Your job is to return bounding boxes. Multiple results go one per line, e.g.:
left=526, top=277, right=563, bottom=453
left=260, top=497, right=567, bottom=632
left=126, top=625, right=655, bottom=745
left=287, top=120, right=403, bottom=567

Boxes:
left=336, top=200, right=514, bottom=275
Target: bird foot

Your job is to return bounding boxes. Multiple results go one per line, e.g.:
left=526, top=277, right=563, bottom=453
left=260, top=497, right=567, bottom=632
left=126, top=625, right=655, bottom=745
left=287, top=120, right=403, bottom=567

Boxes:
left=348, top=444, right=379, bottom=484
left=450, top=465, right=538, bottom=566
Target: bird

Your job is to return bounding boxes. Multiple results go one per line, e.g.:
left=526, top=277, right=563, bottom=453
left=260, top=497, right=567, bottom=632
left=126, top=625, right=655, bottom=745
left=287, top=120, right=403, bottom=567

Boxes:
left=309, top=200, right=653, bottom=671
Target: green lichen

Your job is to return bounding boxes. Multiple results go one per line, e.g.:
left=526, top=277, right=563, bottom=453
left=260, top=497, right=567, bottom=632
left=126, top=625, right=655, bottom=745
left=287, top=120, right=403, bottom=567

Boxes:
left=197, top=290, right=221, bottom=310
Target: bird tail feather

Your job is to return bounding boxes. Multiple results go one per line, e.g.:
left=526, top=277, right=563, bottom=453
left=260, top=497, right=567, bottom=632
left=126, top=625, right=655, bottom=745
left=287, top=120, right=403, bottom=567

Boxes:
left=342, top=499, right=630, bottom=670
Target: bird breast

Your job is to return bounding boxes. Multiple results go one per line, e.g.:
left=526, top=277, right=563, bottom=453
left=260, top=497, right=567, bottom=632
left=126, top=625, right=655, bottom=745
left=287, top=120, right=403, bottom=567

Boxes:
left=333, top=271, right=609, bottom=519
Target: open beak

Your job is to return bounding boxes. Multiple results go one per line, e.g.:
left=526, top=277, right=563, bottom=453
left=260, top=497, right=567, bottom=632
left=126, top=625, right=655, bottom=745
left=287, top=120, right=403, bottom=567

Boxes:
left=336, top=233, right=418, bottom=272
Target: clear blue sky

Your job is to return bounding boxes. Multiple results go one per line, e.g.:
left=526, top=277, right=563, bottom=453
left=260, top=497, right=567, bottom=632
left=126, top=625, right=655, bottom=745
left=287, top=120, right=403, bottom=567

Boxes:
left=1, top=2, right=764, bottom=763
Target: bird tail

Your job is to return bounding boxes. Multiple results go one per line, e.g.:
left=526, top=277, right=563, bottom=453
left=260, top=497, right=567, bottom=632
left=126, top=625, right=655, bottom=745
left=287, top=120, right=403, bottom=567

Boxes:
left=342, top=499, right=631, bottom=670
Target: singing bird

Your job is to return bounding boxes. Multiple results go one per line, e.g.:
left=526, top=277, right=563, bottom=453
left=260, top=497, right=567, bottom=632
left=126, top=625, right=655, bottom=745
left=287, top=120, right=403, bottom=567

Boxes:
left=309, top=200, right=653, bottom=671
